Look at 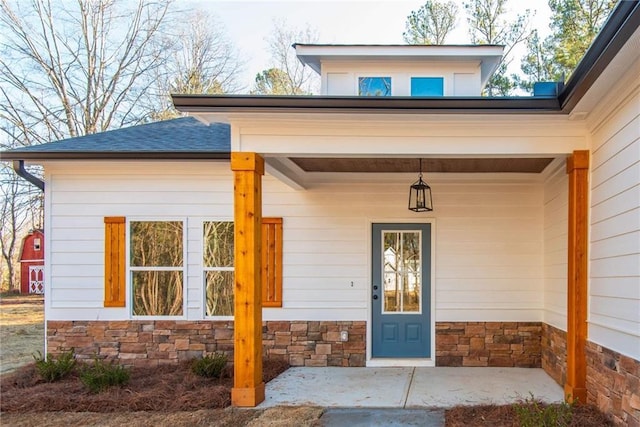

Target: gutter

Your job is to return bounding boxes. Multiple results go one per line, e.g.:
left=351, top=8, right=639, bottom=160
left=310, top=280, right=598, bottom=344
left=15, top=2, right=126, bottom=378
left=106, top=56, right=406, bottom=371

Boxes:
left=12, top=160, right=44, bottom=191
left=559, top=1, right=640, bottom=112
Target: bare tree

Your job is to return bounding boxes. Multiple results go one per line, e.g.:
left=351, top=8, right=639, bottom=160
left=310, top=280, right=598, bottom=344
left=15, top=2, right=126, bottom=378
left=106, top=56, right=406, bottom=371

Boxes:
left=253, top=19, right=319, bottom=95
left=0, top=0, right=179, bottom=290
left=464, top=0, right=531, bottom=96
left=0, top=0, right=176, bottom=146
left=403, top=0, right=459, bottom=45
left=0, top=164, right=41, bottom=292
left=152, top=10, right=244, bottom=120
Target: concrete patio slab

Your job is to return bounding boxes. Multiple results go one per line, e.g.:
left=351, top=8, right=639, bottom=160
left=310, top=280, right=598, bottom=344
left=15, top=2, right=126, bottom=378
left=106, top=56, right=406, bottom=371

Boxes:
left=259, top=367, right=564, bottom=409
left=259, top=367, right=413, bottom=407
left=406, top=367, right=564, bottom=408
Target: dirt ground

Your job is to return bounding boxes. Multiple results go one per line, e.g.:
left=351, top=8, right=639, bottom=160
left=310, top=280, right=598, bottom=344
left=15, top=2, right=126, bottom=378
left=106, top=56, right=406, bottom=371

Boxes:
left=0, top=294, right=612, bottom=426
left=0, top=294, right=45, bottom=374
left=0, top=407, right=325, bottom=427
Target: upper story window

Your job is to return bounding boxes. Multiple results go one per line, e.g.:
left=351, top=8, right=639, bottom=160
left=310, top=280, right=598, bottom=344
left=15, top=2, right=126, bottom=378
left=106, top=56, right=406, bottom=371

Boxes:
left=411, top=77, right=444, bottom=96
left=359, top=77, right=391, bottom=96
left=130, top=221, right=184, bottom=316
left=34, top=238, right=41, bottom=251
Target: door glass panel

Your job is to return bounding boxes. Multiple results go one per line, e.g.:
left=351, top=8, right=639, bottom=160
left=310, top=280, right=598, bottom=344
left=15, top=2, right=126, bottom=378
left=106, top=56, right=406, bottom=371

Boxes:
left=382, top=231, right=422, bottom=314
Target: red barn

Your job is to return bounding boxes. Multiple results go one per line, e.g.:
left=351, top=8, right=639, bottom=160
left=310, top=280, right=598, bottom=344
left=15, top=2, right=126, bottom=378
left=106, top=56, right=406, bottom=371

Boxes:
left=19, top=229, right=44, bottom=294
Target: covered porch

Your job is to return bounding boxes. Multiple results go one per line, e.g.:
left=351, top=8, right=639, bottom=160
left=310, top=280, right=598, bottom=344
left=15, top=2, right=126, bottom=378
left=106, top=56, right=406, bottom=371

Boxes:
left=227, top=148, right=589, bottom=407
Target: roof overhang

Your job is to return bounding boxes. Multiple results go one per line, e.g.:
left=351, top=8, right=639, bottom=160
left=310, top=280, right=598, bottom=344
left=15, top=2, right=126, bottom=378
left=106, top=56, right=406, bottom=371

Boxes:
left=171, top=95, right=561, bottom=119
left=0, top=152, right=230, bottom=161
left=294, top=44, right=505, bottom=88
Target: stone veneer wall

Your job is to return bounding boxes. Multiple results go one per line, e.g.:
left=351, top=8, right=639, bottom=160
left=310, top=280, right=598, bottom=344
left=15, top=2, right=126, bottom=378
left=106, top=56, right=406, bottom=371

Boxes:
left=435, top=322, right=542, bottom=367
left=46, top=320, right=366, bottom=368
left=48, top=320, right=544, bottom=369
left=541, top=323, right=567, bottom=386
left=586, top=342, right=640, bottom=426
left=262, top=321, right=366, bottom=367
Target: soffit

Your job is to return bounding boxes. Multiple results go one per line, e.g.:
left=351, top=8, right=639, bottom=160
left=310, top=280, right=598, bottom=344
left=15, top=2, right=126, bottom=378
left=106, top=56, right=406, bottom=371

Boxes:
left=290, top=157, right=554, bottom=174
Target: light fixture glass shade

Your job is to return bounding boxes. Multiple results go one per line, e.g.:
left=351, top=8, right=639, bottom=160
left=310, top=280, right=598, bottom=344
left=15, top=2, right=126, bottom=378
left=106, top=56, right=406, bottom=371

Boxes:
left=408, top=176, right=433, bottom=212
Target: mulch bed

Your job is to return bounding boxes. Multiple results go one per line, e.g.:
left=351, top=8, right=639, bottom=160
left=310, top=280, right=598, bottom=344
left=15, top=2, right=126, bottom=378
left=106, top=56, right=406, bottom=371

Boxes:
left=445, top=402, right=613, bottom=426
left=1, top=359, right=288, bottom=413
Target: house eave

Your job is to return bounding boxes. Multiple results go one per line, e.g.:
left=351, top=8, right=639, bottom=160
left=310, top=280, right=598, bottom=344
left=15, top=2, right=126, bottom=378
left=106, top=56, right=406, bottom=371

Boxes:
left=0, top=152, right=231, bottom=161
left=171, top=95, right=562, bottom=116
left=559, top=0, right=640, bottom=112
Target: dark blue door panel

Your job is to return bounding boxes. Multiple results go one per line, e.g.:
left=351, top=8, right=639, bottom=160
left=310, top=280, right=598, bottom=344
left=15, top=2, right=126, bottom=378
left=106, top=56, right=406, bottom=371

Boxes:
left=372, top=223, right=431, bottom=358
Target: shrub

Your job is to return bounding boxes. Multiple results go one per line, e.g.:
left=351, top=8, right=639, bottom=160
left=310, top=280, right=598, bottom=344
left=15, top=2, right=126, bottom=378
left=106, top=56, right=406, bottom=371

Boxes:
left=32, top=349, right=76, bottom=382
left=513, top=393, right=574, bottom=427
left=79, top=358, right=130, bottom=393
left=191, top=353, right=228, bottom=378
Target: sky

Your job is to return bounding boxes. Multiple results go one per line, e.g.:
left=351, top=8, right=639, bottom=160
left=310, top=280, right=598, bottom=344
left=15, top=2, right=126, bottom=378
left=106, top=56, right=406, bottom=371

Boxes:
left=184, top=0, right=553, bottom=93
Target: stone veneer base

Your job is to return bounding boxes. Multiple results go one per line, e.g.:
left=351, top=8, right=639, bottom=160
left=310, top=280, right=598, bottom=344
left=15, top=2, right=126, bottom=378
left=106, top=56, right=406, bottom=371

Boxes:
left=48, top=320, right=542, bottom=368
left=541, top=323, right=567, bottom=386
left=46, top=320, right=366, bottom=368
left=435, top=322, right=542, bottom=367
left=586, top=341, right=640, bottom=426
left=541, top=323, right=640, bottom=426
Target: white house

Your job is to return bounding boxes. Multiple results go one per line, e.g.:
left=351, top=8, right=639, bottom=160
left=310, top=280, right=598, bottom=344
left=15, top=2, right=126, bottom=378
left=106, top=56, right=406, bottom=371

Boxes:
left=2, top=2, right=638, bottom=422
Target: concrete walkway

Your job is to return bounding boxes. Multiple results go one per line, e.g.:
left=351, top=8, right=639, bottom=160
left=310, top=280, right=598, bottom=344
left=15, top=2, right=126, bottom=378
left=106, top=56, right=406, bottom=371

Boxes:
left=259, top=367, right=564, bottom=409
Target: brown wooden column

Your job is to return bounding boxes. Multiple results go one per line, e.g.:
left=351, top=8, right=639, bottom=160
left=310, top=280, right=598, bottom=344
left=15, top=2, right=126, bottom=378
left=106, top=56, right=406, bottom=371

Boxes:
left=230, top=152, right=265, bottom=407
left=565, top=150, right=589, bottom=404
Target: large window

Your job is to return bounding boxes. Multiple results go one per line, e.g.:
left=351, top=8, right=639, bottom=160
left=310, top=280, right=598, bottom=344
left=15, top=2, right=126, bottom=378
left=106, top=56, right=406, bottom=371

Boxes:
left=130, top=221, right=184, bottom=316
left=411, top=77, right=444, bottom=96
left=359, top=77, right=391, bottom=96
left=204, top=221, right=234, bottom=316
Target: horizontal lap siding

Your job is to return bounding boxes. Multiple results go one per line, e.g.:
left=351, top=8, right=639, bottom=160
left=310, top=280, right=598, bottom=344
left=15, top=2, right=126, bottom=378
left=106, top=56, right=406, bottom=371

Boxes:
left=47, top=162, right=233, bottom=320
left=47, top=162, right=544, bottom=323
left=544, top=166, right=568, bottom=330
left=589, top=90, right=640, bottom=360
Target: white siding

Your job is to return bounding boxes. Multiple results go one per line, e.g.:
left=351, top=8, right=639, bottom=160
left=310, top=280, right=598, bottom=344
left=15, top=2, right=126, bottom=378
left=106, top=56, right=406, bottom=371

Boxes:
left=45, top=161, right=544, bottom=323
left=320, top=61, right=482, bottom=96
left=543, top=165, right=568, bottom=330
left=588, top=89, right=640, bottom=360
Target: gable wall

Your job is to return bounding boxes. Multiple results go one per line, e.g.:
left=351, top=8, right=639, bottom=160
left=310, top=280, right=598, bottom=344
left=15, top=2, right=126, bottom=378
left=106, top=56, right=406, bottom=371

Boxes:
left=44, top=161, right=544, bottom=323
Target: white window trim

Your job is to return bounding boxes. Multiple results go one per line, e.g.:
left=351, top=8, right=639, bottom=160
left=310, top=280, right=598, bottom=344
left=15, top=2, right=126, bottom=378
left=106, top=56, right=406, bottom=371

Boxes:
left=202, top=219, right=235, bottom=320
left=127, top=217, right=188, bottom=320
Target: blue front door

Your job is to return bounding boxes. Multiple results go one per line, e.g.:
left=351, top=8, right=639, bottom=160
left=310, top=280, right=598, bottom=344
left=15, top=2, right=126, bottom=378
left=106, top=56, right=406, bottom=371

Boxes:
left=372, top=223, right=431, bottom=358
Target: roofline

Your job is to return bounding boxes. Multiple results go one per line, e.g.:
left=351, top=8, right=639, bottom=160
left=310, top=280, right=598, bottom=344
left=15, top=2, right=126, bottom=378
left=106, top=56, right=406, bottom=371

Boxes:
left=171, top=95, right=561, bottom=114
left=0, top=152, right=231, bottom=161
left=292, top=43, right=505, bottom=48
left=559, top=0, right=640, bottom=112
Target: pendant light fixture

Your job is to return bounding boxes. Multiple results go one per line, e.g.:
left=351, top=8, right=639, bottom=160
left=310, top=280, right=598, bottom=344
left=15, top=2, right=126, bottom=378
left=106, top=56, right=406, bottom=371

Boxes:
left=408, top=158, right=433, bottom=212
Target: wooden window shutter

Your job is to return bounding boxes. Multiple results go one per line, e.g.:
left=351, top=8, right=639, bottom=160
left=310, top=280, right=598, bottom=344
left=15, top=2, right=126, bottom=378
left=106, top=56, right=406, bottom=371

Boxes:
left=262, top=218, right=283, bottom=307
left=104, top=216, right=126, bottom=307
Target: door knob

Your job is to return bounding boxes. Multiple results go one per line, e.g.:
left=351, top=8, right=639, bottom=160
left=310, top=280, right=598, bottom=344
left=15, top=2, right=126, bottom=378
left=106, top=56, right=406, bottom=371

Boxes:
left=373, top=285, right=378, bottom=290
left=373, top=295, right=378, bottom=300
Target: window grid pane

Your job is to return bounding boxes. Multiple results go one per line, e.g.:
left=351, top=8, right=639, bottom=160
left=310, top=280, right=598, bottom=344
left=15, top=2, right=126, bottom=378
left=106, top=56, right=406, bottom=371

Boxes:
left=204, top=221, right=235, bottom=317
left=359, top=77, right=391, bottom=96
left=132, top=270, right=183, bottom=316
left=205, top=271, right=234, bottom=316
left=382, top=231, right=422, bottom=314
left=411, top=77, right=444, bottom=96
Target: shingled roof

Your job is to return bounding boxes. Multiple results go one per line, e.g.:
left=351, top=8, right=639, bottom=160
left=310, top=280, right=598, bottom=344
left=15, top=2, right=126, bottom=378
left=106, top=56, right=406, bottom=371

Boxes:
left=0, top=117, right=230, bottom=160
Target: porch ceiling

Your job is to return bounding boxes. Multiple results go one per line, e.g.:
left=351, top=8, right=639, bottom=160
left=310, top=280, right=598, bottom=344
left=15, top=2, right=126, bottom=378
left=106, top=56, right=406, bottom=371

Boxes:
left=290, top=157, right=555, bottom=173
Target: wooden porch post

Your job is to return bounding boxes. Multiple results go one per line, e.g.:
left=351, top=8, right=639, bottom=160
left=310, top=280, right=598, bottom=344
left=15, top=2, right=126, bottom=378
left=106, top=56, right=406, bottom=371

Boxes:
left=565, top=150, right=589, bottom=404
left=231, top=152, right=265, bottom=407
